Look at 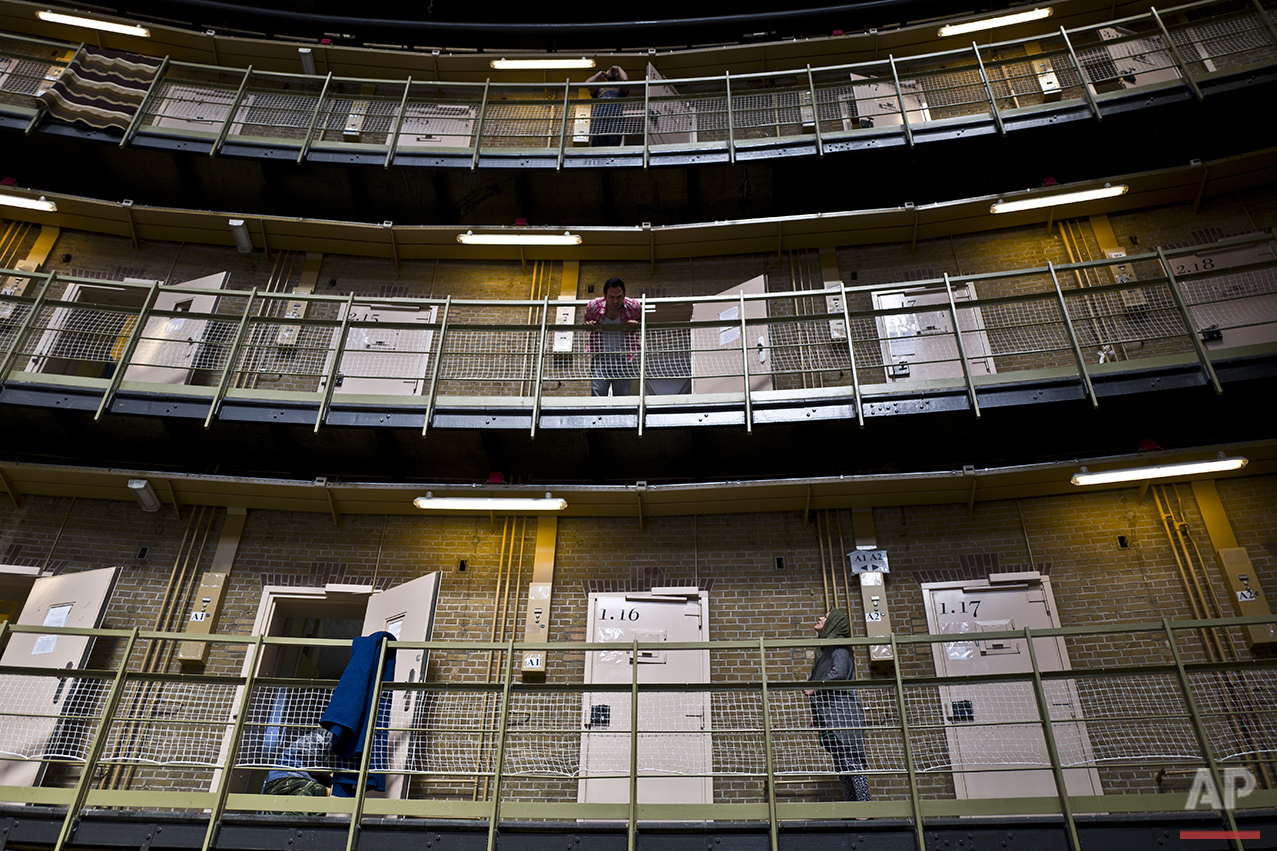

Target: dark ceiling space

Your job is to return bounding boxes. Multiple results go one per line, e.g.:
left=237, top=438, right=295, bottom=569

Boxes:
left=54, top=0, right=999, bottom=50
left=2, top=357, right=1273, bottom=485
left=5, top=77, right=1275, bottom=228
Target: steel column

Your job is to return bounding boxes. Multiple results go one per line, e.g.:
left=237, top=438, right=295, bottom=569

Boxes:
left=757, top=639, right=779, bottom=851
left=211, top=66, right=253, bottom=156
left=530, top=296, right=549, bottom=438
left=471, top=79, right=491, bottom=171
left=200, top=634, right=265, bottom=851
left=972, top=43, right=1006, bottom=136
left=725, top=72, right=736, bottom=164
left=557, top=79, right=572, bottom=171
left=628, top=637, right=640, bottom=851
left=95, top=280, right=160, bottom=421
left=205, top=287, right=258, bottom=428
left=384, top=76, right=413, bottom=168
left=807, top=65, right=824, bottom=156
left=345, top=633, right=391, bottom=851
left=1023, top=627, right=1083, bottom=851
left=297, top=72, right=334, bottom=163
left=423, top=296, right=451, bottom=437
left=839, top=283, right=864, bottom=428
left=120, top=55, right=170, bottom=147
left=638, top=293, right=648, bottom=437
left=643, top=76, right=651, bottom=168
left=1048, top=262, right=1099, bottom=408
left=1157, top=246, right=1222, bottom=394
left=1151, top=7, right=1205, bottom=101
left=315, top=291, right=356, bottom=432
left=739, top=290, right=753, bottom=433
left=1163, top=620, right=1244, bottom=846
left=53, top=628, right=140, bottom=851
left=0, top=271, right=56, bottom=384
left=891, top=635, right=926, bottom=851
left=485, top=641, right=517, bottom=851
left=1059, top=28, right=1102, bottom=121
left=944, top=274, right=981, bottom=417
left=888, top=55, right=914, bottom=147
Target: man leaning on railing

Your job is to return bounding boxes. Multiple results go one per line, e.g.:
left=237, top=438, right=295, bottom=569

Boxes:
left=583, top=277, right=641, bottom=397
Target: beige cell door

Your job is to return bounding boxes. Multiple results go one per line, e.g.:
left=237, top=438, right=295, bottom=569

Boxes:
left=874, top=284, right=995, bottom=383
left=123, top=273, right=227, bottom=385
left=921, top=575, right=1102, bottom=801
left=0, top=566, right=119, bottom=788
left=578, top=590, right=711, bottom=809
left=691, top=275, right=772, bottom=395
left=323, top=303, right=438, bottom=396
left=361, top=572, right=442, bottom=801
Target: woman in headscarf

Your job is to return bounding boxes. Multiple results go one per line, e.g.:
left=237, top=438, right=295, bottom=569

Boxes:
left=805, top=609, right=871, bottom=802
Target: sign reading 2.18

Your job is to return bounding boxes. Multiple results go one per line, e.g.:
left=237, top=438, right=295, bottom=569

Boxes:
left=599, top=607, right=640, bottom=621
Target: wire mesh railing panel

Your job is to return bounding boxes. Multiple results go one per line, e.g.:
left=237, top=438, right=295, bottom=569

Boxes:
left=1065, top=673, right=1200, bottom=766
left=915, top=63, right=991, bottom=120
left=18, top=301, right=139, bottom=377
left=769, top=685, right=905, bottom=778
left=126, top=310, right=239, bottom=386
left=139, top=67, right=248, bottom=136
left=480, top=95, right=565, bottom=150
left=501, top=690, right=580, bottom=778
left=1074, top=24, right=1182, bottom=92
left=397, top=99, right=479, bottom=151
left=0, top=673, right=110, bottom=762
left=229, top=80, right=328, bottom=143
left=1178, top=266, right=1277, bottom=335
left=1171, top=9, right=1277, bottom=75
left=977, top=298, right=1078, bottom=374
left=764, top=316, right=852, bottom=377
left=1060, top=283, right=1194, bottom=362
left=230, top=317, right=335, bottom=394
left=436, top=327, right=540, bottom=396
left=0, top=47, right=59, bottom=107
left=100, top=680, right=241, bottom=767
left=1187, top=668, right=1277, bottom=764
left=0, top=298, right=31, bottom=351
left=730, top=81, right=813, bottom=142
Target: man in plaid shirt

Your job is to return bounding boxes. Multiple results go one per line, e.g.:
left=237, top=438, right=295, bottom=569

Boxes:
left=583, top=277, right=642, bottom=396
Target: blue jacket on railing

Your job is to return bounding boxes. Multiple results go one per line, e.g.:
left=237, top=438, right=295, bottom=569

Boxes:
left=320, top=631, right=397, bottom=796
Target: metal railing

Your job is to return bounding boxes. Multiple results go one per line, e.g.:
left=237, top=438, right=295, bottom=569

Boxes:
left=0, top=614, right=1274, bottom=851
left=1, top=0, right=1274, bottom=165
left=1, top=233, right=1273, bottom=432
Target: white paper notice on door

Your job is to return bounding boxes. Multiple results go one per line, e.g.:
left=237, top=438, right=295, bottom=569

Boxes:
left=31, top=604, right=72, bottom=655
left=718, top=307, right=740, bottom=345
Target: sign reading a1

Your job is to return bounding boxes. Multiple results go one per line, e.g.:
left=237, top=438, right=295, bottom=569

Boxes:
left=849, top=548, right=889, bottom=575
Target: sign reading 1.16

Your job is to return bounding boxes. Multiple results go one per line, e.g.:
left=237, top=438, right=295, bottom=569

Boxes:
left=598, top=606, right=640, bottom=621
left=848, top=549, right=889, bottom=575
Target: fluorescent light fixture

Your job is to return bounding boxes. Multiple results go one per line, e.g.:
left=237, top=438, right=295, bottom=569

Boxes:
left=491, top=57, right=596, bottom=70
left=413, top=492, right=568, bottom=511
left=1071, top=455, right=1248, bottom=486
left=991, top=184, right=1128, bottom=214
left=128, top=478, right=162, bottom=512
left=228, top=219, right=253, bottom=253
left=0, top=193, right=56, bottom=212
left=457, top=231, right=582, bottom=246
left=38, top=10, right=150, bottom=37
left=939, top=7, right=1053, bottom=36
left=298, top=47, right=317, bottom=75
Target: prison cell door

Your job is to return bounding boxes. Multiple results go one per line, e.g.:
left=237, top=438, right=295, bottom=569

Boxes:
left=123, top=272, right=227, bottom=385
left=579, top=591, right=711, bottom=808
left=321, top=303, right=437, bottom=396
left=360, top=572, right=442, bottom=800
left=921, top=576, right=1101, bottom=801
left=25, top=284, right=147, bottom=377
left=0, top=566, right=119, bottom=788
left=873, top=284, right=995, bottom=383
left=691, top=275, right=772, bottom=395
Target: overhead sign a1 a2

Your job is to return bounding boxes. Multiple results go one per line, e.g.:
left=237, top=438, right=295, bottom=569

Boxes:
left=849, top=548, right=889, bottom=574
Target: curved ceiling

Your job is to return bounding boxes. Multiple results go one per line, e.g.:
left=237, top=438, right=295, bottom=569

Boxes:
left=48, top=0, right=1003, bottom=50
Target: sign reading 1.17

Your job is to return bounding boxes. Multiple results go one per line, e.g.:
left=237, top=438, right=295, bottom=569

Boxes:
left=939, top=600, right=981, bottom=616
left=599, top=607, right=640, bottom=621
